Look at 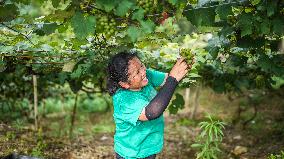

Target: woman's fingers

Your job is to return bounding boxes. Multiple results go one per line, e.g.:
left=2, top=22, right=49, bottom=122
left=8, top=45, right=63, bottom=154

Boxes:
left=170, top=57, right=192, bottom=81
left=177, top=57, right=186, bottom=65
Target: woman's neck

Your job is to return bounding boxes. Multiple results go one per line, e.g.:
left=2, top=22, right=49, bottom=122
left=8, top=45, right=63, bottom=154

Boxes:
left=128, top=87, right=142, bottom=91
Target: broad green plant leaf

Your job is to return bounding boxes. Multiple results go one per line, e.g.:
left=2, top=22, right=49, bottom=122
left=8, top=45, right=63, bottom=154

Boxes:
left=96, top=0, right=119, bottom=12
left=42, top=23, right=58, bottom=35
left=185, top=7, right=216, bottom=27
left=237, top=13, right=253, bottom=37
left=267, top=0, right=278, bottom=17
left=215, top=4, right=233, bottom=20
left=260, top=18, right=270, bottom=35
left=272, top=18, right=284, bottom=35
left=169, top=93, right=185, bottom=114
left=271, top=76, right=284, bottom=89
left=140, top=20, right=155, bottom=34
left=132, top=8, right=145, bottom=21
left=0, top=4, right=19, bottom=22
left=115, top=0, right=134, bottom=16
left=127, top=26, right=142, bottom=42
left=71, top=12, right=96, bottom=40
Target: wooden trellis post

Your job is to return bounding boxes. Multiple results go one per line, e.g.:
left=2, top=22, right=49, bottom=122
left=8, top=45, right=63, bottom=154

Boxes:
left=32, top=75, right=38, bottom=130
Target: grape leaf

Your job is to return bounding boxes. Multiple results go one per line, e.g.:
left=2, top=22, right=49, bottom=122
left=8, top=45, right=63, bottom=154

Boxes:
left=257, top=54, right=284, bottom=75
left=96, top=0, right=119, bottom=12
left=213, top=78, right=226, bottom=93
left=0, top=4, right=19, bottom=22
left=58, top=72, right=68, bottom=85
left=271, top=76, right=284, bottom=89
left=115, top=0, right=134, bottom=16
left=237, top=13, right=253, bottom=37
left=71, top=12, right=96, bottom=40
left=169, top=93, right=185, bottom=114
left=127, top=26, right=142, bottom=42
left=272, top=18, right=284, bottom=35
left=41, top=23, right=58, bottom=35
left=267, top=0, right=278, bottom=17
left=185, top=7, right=216, bottom=27
left=140, top=20, right=155, bottom=34
left=132, top=8, right=145, bottom=21
left=70, top=63, right=91, bottom=79
left=260, top=18, right=270, bottom=35
left=216, top=4, right=233, bottom=20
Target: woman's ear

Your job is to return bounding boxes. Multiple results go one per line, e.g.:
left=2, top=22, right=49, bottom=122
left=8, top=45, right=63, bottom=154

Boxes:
left=118, top=81, right=130, bottom=89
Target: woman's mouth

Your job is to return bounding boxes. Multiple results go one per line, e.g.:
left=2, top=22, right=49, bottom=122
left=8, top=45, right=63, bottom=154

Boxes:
left=143, top=77, right=148, bottom=83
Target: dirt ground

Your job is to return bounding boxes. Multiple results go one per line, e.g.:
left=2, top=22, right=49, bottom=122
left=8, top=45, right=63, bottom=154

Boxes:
left=0, top=88, right=284, bottom=159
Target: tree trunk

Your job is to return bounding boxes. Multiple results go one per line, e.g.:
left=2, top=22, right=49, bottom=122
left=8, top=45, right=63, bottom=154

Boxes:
left=32, top=75, right=38, bottom=130
left=69, top=94, right=78, bottom=140
left=42, top=99, right=46, bottom=118
left=190, top=86, right=200, bottom=119
left=184, top=88, right=191, bottom=108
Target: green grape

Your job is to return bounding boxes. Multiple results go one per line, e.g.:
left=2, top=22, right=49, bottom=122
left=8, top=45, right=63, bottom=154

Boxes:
left=97, top=15, right=117, bottom=38
left=137, top=0, right=156, bottom=14
left=180, top=48, right=194, bottom=64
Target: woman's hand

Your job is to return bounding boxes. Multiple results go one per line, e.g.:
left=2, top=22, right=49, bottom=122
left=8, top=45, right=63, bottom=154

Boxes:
left=169, top=57, right=193, bottom=82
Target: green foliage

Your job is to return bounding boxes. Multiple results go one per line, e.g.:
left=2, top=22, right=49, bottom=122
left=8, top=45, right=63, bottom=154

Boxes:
left=185, top=6, right=216, bottom=27
left=80, top=95, right=109, bottom=113
left=0, top=0, right=284, bottom=116
left=92, top=124, right=115, bottom=133
left=96, top=0, right=119, bottom=12
left=271, top=76, right=284, bottom=89
left=0, top=4, right=19, bottom=22
left=5, top=131, right=16, bottom=141
left=191, top=115, right=225, bottom=159
left=169, top=93, right=185, bottom=114
left=71, top=12, right=96, bottom=40
left=115, top=0, right=134, bottom=16
left=31, top=128, right=47, bottom=157
left=127, top=26, right=142, bottom=42
left=267, top=151, right=284, bottom=159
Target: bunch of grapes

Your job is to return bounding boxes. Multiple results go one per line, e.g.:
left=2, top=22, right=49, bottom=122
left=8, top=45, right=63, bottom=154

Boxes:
left=97, top=15, right=117, bottom=37
left=255, top=75, right=265, bottom=88
left=180, top=48, right=194, bottom=64
left=137, top=0, right=156, bottom=14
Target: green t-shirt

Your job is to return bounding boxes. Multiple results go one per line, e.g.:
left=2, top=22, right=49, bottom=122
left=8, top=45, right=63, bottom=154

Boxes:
left=112, top=68, right=166, bottom=159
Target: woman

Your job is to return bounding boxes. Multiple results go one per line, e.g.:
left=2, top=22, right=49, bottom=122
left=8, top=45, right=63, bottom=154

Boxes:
left=107, top=51, right=191, bottom=159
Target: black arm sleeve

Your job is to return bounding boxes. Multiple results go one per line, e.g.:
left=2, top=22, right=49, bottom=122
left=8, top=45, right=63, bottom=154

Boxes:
left=145, top=76, right=179, bottom=120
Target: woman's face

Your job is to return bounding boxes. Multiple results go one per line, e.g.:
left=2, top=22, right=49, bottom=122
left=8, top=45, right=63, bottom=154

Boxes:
left=125, top=57, right=148, bottom=91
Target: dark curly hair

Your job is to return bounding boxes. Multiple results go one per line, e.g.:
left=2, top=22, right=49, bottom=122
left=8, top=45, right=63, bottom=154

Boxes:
left=106, top=51, right=138, bottom=96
